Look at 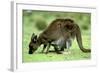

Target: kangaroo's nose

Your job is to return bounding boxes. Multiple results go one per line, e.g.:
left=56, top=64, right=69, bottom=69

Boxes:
left=28, top=50, right=33, bottom=54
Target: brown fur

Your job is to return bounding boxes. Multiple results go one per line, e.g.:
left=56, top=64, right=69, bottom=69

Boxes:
left=28, top=18, right=91, bottom=54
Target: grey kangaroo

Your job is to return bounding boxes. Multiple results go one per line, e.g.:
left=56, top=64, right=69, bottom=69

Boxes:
left=28, top=19, right=91, bottom=54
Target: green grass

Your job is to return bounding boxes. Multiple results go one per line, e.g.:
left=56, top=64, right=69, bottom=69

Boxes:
left=22, top=10, right=91, bottom=62
left=22, top=35, right=91, bottom=62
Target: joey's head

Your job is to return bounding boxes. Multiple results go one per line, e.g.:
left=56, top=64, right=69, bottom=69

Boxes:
left=64, top=19, right=76, bottom=32
left=28, top=33, right=39, bottom=54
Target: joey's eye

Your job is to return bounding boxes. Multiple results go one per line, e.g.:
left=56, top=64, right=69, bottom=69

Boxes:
left=66, top=25, right=73, bottom=30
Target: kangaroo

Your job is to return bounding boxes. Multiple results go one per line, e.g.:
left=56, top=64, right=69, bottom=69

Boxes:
left=28, top=18, right=91, bottom=54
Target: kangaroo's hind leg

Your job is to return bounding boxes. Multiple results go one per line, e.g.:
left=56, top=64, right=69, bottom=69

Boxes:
left=53, top=44, right=63, bottom=54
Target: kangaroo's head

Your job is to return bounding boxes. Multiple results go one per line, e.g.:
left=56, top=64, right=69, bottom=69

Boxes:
left=28, top=33, right=39, bottom=54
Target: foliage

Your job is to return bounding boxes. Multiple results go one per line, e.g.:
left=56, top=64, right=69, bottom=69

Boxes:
left=34, top=16, right=47, bottom=30
left=22, top=10, right=91, bottom=62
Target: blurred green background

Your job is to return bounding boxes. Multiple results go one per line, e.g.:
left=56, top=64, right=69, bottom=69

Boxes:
left=22, top=10, right=91, bottom=62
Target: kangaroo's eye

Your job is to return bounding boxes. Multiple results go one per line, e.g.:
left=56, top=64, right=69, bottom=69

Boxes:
left=32, top=39, right=37, bottom=43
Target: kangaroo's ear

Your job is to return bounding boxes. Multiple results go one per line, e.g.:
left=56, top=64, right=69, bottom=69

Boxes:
left=31, top=33, right=35, bottom=40
left=34, top=35, right=37, bottom=39
left=31, top=33, right=37, bottom=43
left=32, top=35, right=37, bottom=43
